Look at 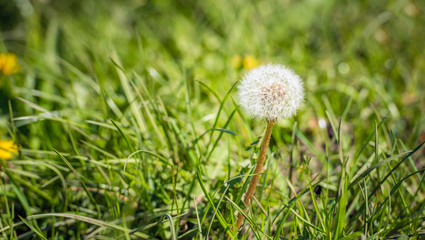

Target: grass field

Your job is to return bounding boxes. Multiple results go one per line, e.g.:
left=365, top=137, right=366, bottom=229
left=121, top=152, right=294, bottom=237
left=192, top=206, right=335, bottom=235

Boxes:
left=1, top=0, right=425, bottom=239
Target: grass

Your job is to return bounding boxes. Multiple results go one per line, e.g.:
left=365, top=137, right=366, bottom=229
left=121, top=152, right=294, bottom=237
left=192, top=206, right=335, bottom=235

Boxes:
left=1, top=0, right=425, bottom=239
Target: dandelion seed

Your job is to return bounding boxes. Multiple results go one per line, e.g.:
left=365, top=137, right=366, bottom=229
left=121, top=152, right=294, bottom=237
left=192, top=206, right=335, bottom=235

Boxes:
left=0, top=53, right=20, bottom=75
left=238, top=64, right=304, bottom=121
left=0, top=140, right=18, bottom=159
left=318, top=118, right=327, bottom=129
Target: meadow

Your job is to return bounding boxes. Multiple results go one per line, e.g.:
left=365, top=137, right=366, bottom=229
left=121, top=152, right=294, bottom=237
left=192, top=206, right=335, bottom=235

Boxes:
left=0, top=0, right=424, bottom=239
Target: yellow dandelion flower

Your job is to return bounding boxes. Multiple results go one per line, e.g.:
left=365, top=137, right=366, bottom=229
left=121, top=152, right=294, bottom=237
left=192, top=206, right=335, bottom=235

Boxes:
left=231, top=55, right=242, bottom=69
left=0, top=140, right=18, bottom=159
left=0, top=53, right=20, bottom=75
left=243, top=55, right=260, bottom=70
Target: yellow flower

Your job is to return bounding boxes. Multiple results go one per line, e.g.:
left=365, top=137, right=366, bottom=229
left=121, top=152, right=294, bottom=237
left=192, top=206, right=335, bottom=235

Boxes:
left=0, top=53, right=20, bottom=75
left=0, top=140, right=18, bottom=159
left=243, top=55, right=260, bottom=70
left=232, top=54, right=261, bottom=70
left=231, top=55, right=242, bottom=69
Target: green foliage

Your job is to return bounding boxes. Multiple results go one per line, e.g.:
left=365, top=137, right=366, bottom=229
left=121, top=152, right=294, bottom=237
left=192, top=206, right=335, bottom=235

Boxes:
left=1, top=0, right=425, bottom=239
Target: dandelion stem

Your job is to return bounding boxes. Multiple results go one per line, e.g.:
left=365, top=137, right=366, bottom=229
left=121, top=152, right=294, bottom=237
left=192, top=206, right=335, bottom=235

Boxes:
left=235, top=120, right=274, bottom=231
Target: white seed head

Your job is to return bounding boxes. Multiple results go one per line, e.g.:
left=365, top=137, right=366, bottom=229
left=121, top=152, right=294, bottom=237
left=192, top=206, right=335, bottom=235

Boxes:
left=238, top=64, right=304, bottom=121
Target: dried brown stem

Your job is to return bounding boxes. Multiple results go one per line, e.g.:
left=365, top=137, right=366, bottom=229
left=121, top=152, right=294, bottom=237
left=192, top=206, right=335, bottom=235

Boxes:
left=235, top=120, right=274, bottom=232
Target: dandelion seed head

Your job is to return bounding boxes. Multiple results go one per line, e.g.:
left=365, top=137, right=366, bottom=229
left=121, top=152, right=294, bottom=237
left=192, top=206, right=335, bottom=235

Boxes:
left=238, top=64, right=304, bottom=121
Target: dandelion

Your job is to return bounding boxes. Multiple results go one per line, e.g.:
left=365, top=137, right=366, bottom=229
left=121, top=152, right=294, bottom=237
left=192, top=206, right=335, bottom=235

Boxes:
left=0, top=140, right=18, bottom=160
left=235, top=64, right=304, bottom=231
left=0, top=52, right=20, bottom=75
left=238, top=64, right=304, bottom=121
left=242, top=55, right=260, bottom=70
left=231, top=55, right=243, bottom=69
left=231, top=54, right=261, bottom=70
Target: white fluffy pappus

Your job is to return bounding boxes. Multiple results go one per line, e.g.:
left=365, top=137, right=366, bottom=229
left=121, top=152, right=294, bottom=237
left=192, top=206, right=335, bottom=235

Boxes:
left=238, top=64, right=304, bottom=121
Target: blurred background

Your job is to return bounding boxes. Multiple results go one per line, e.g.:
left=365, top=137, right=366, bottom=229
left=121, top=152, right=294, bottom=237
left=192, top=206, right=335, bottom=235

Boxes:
left=1, top=0, right=423, bottom=138
left=1, top=0, right=424, bottom=238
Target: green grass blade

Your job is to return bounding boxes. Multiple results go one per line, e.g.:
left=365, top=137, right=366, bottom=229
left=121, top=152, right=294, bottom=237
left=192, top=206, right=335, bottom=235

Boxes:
left=53, top=149, right=101, bottom=216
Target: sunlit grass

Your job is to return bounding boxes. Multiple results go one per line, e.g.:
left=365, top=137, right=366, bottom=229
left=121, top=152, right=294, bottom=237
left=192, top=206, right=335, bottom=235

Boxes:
left=1, top=0, right=424, bottom=239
